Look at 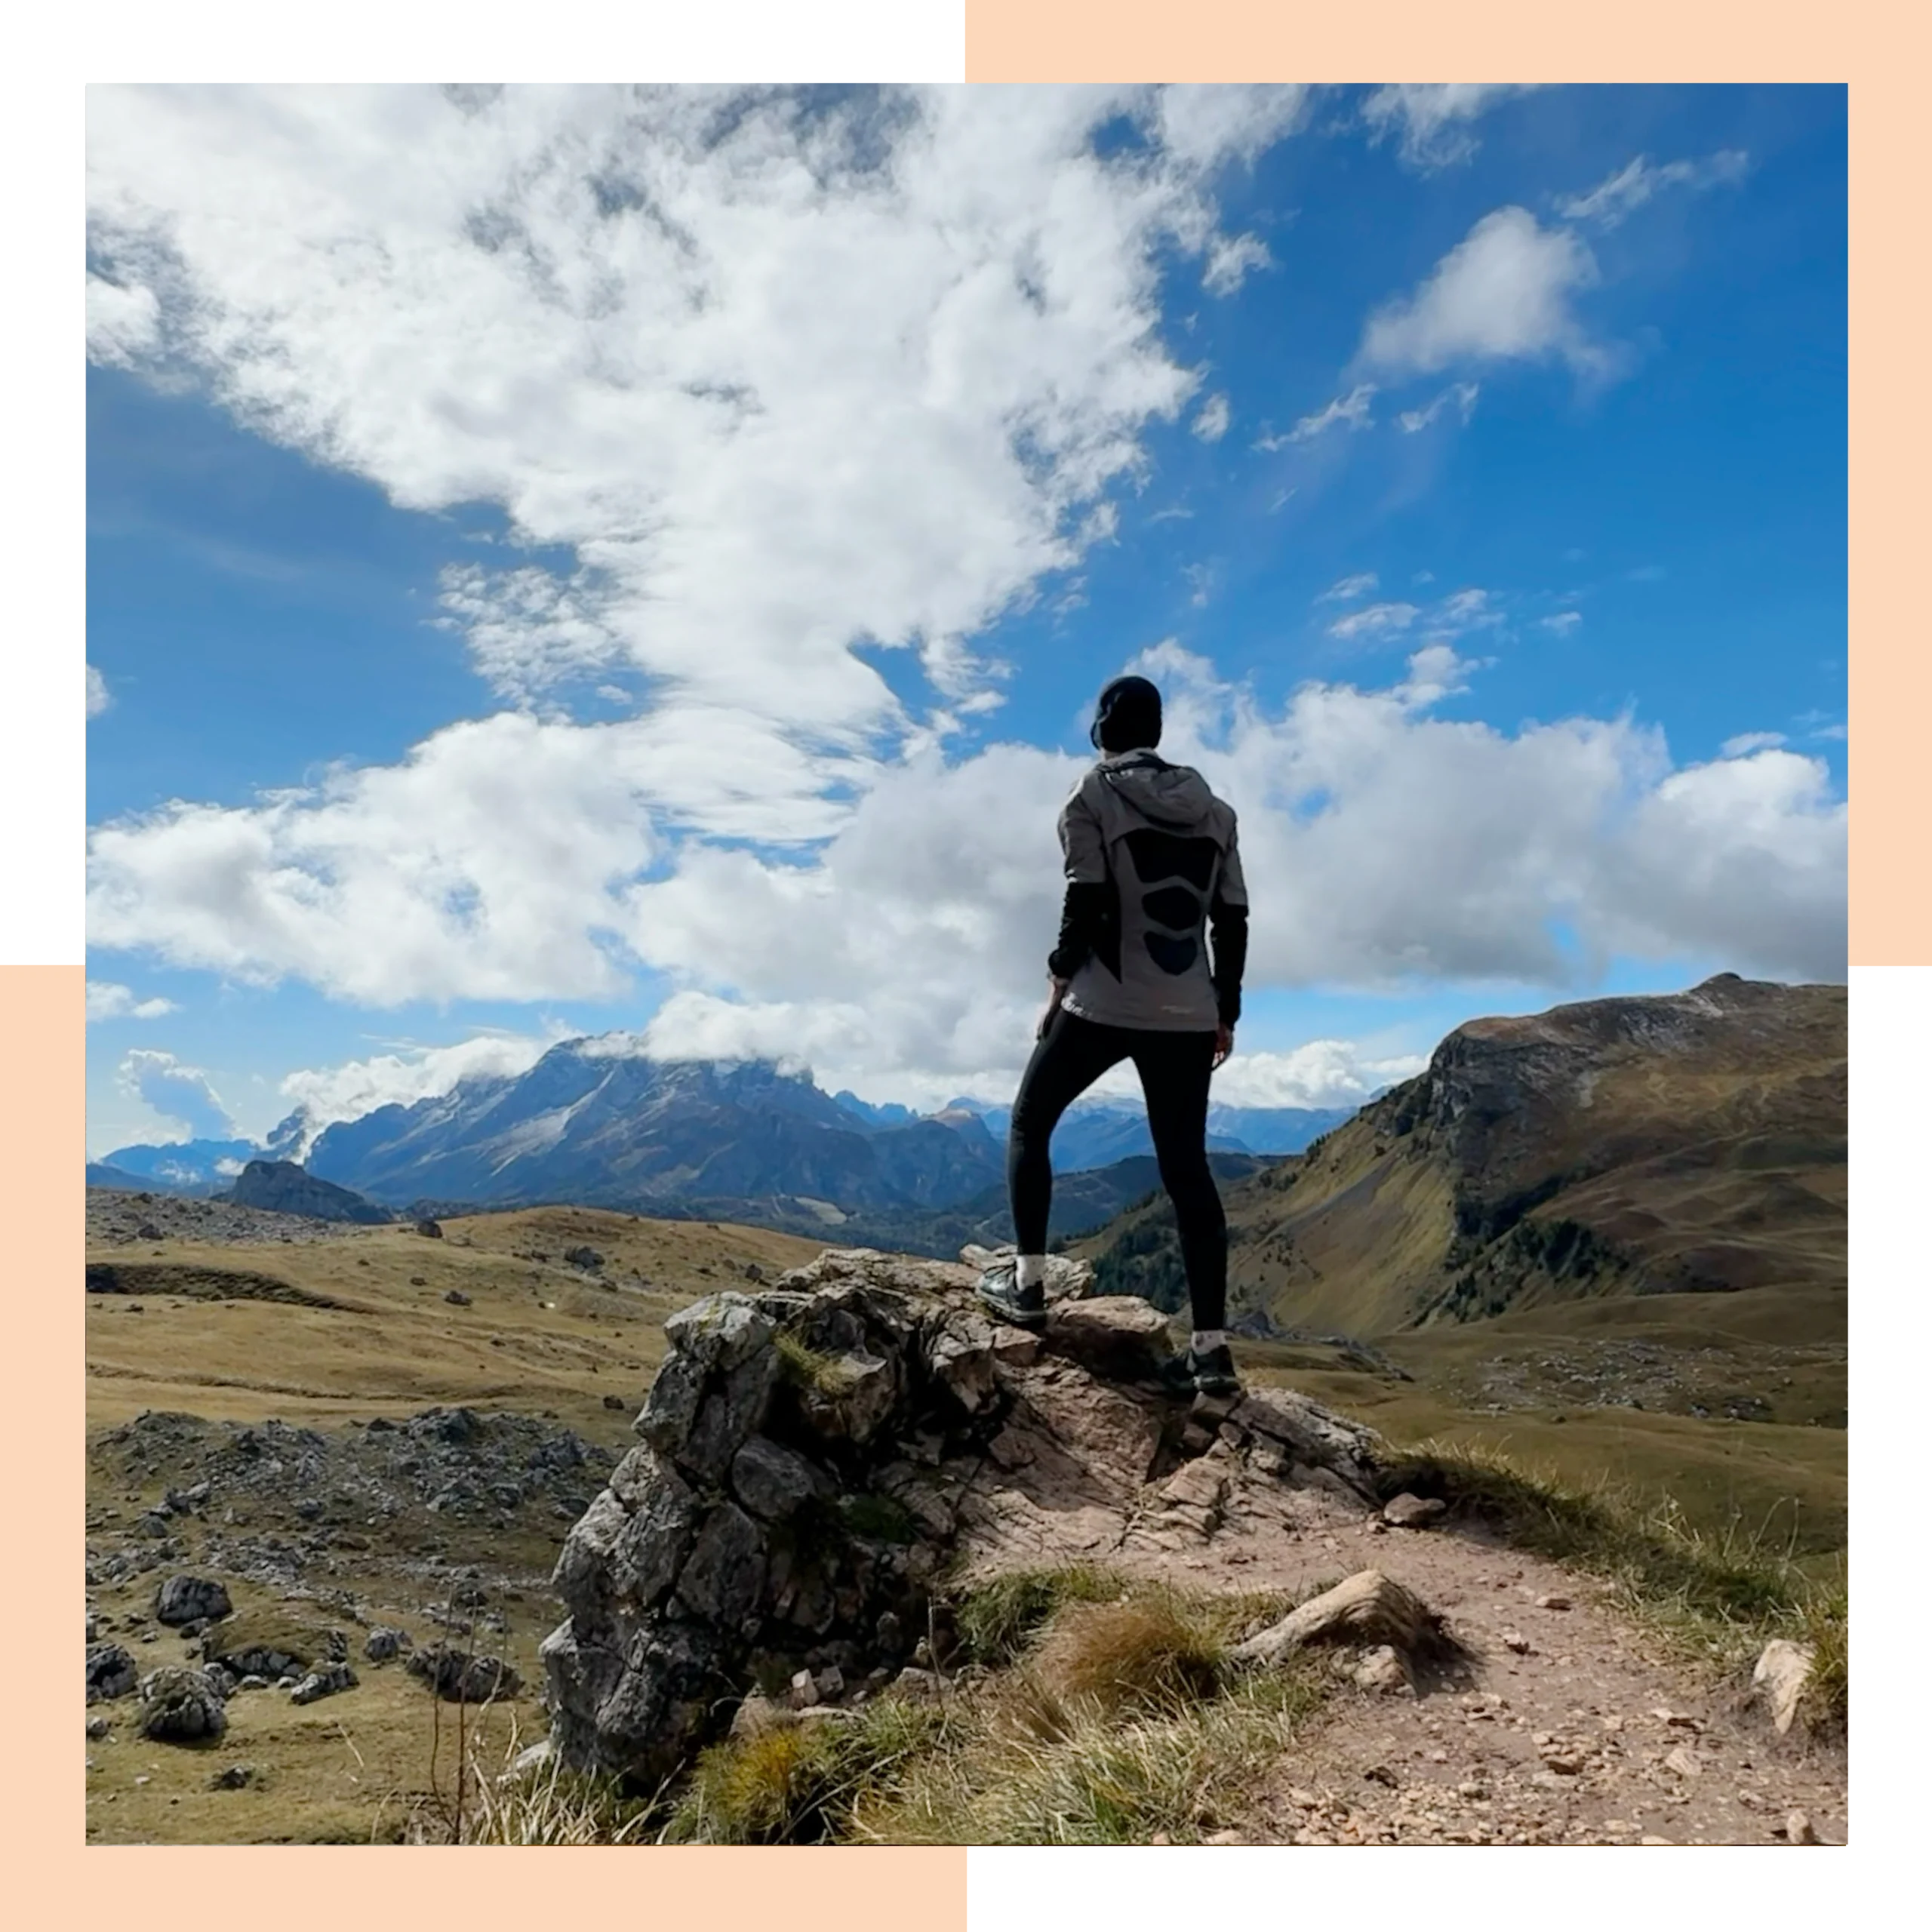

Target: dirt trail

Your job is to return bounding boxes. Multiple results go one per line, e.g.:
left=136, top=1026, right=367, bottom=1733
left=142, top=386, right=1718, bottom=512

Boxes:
left=1223, top=1513, right=1844, bottom=1846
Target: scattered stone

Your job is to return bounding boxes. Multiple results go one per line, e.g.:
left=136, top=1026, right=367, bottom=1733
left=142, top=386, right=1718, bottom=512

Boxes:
left=564, top=1246, right=605, bottom=1271
left=444, top=1289, right=471, bottom=1306
left=1352, top=1647, right=1411, bottom=1694
left=1663, top=1746, right=1701, bottom=1778
left=405, top=1644, right=521, bottom=1704
left=789, top=1668, right=821, bottom=1710
left=743, top=1262, right=764, bottom=1283
left=1502, top=1630, right=1532, bottom=1655
left=1381, top=1493, right=1447, bottom=1529
left=137, top=1666, right=228, bottom=1743
left=892, top=1667, right=940, bottom=1701
left=1785, top=1810, right=1820, bottom=1846
left=1536, top=1594, right=1572, bottom=1612
left=211, top=1764, right=256, bottom=1789
left=291, top=1661, right=358, bottom=1704
left=1750, top=1638, right=1816, bottom=1737
left=602, top=1393, right=629, bottom=1411
left=414, top=1220, right=444, bottom=1238
left=88, top=1644, right=140, bottom=1703
left=410, top=1276, right=429, bottom=1287
left=87, top=1714, right=112, bottom=1740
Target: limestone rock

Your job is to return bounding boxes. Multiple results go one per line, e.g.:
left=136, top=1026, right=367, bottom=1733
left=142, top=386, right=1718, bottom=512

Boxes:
left=291, top=1661, right=358, bottom=1705
left=364, top=1626, right=411, bottom=1663
left=406, top=1645, right=521, bottom=1704
left=541, top=1245, right=1390, bottom=1791
left=1381, top=1493, right=1447, bottom=1529
left=1234, top=1571, right=1444, bottom=1669
left=1352, top=1645, right=1413, bottom=1694
left=87, top=1644, right=140, bottom=1703
left=1044, top=1296, right=1175, bottom=1381
left=1784, top=1809, right=1820, bottom=1846
left=137, top=1666, right=228, bottom=1743
left=155, top=1574, right=232, bottom=1626
left=960, top=1245, right=1094, bottom=1304
left=1750, top=1638, right=1815, bottom=1737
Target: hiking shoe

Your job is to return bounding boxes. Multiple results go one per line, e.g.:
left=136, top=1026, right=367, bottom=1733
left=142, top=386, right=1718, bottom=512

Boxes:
left=1158, top=1344, right=1242, bottom=1399
left=975, top=1263, right=1048, bottom=1332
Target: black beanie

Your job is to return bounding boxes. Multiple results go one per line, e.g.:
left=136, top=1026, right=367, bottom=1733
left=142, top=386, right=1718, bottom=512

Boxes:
left=1090, top=675, right=1162, bottom=752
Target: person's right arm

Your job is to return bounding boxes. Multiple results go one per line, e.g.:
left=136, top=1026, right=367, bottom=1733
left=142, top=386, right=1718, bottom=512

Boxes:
left=1042, top=783, right=1109, bottom=1032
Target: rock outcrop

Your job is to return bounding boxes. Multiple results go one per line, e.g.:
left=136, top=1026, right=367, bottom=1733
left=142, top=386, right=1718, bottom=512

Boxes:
left=541, top=1246, right=1385, bottom=1787
left=223, top=1159, right=394, bottom=1225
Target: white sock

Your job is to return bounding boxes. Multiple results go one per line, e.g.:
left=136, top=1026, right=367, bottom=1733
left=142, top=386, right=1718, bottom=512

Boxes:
left=1016, top=1254, right=1047, bottom=1291
left=1191, top=1330, right=1227, bottom=1354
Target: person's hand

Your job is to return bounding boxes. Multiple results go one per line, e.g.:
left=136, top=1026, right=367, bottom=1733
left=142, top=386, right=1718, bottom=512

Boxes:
left=1212, top=1023, right=1234, bottom=1069
left=1037, top=975, right=1069, bottom=1040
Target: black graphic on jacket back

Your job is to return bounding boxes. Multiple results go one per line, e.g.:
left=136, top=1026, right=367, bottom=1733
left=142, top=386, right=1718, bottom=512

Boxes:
left=1122, top=828, right=1220, bottom=977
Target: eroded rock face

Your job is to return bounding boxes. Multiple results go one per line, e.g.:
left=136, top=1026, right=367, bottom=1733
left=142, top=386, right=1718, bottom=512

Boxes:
left=541, top=1246, right=1385, bottom=1789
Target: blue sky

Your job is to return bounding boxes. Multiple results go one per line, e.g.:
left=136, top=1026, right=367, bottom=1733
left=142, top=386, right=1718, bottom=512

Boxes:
left=85, top=83, right=1847, bottom=1156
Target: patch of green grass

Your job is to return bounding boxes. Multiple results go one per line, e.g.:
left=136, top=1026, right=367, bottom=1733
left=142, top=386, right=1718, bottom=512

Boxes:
left=773, top=1331, right=850, bottom=1395
left=664, top=1697, right=955, bottom=1844
left=1377, top=1436, right=1847, bottom=1734
left=952, top=1563, right=1124, bottom=1665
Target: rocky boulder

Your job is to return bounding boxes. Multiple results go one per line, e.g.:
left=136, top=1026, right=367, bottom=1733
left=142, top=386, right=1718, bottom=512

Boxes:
left=155, top=1574, right=232, bottom=1626
left=87, top=1643, right=140, bottom=1704
left=137, top=1666, right=228, bottom=1743
left=541, top=1244, right=1386, bottom=1790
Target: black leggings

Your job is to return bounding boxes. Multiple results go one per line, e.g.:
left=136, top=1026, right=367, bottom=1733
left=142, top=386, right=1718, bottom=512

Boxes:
left=1008, top=1008, right=1226, bottom=1332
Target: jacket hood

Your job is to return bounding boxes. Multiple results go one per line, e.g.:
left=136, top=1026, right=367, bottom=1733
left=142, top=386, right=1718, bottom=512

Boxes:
left=1096, top=750, right=1217, bottom=829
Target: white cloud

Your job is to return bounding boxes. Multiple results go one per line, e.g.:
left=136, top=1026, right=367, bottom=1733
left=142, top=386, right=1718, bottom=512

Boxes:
left=97, top=647, right=1843, bottom=1099
left=1155, top=84, right=1310, bottom=170
left=1359, top=208, right=1607, bottom=380
left=1288, top=383, right=1377, bottom=441
left=86, top=273, right=161, bottom=367
left=117, top=1048, right=235, bottom=1140
left=87, top=665, right=112, bottom=718
left=87, top=85, right=1298, bottom=737
left=1540, top=611, right=1583, bottom=635
left=1395, top=380, right=1480, bottom=433
left=1202, top=232, right=1272, bottom=297
left=1328, top=601, right=1419, bottom=641
left=1721, top=731, right=1787, bottom=758
left=1316, top=572, right=1377, bottom=605
left=1192, top=392, right=1231, bottom=442
left=1360, top=85, right=1541, bottom=171
left=276, top=1026, right=574, bottom=1149
left=86, top=980, right=177, bottom=1023
left=1560, top=150, right=1750, bottom=230
left=1435, top=587, right=1500, bottom=629
left=1210, top=1039, right=1429, bottom=1109
left=435, top=564, right=624, bottom=706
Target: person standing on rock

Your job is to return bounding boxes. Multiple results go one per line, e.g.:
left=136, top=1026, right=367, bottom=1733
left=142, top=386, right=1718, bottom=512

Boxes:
left=976, top=674, right=1250, bottom=1397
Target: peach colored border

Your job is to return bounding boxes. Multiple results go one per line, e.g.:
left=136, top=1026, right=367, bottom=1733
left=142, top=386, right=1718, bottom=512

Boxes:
left=42, top=18, right=1881, bottom=1917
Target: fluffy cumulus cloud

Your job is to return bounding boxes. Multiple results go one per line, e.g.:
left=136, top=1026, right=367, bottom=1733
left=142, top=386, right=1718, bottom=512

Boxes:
left=86, top=85, right=1298, bottom=725
left=1359, top=208, right=1607, bottom=380
left=87, top=665, right=112, bottom=718
left=117, top=1048, right=235, bottom=1139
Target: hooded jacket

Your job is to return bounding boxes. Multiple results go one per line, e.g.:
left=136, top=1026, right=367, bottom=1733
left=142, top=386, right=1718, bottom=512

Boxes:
left=1048, top=749, right=1249, bottom=1032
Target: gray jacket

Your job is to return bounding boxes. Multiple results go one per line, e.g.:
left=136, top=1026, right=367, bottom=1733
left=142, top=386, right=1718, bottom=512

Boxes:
left=1051, top=751, right=1249, bottom=1032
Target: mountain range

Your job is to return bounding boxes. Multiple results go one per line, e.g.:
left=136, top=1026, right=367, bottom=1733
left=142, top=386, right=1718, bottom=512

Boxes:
left=1076, top=974, right=1847, bottom=1337
left=91, top=1042, right=1352, bottom=1219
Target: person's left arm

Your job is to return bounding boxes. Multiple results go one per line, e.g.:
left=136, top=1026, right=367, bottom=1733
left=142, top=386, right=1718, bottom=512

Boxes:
left=1208, top=818, right=1249, bottom=1066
